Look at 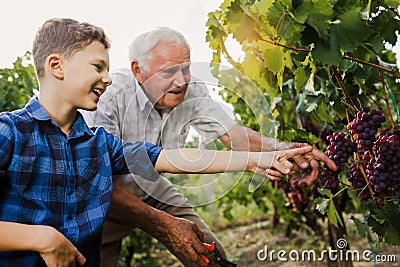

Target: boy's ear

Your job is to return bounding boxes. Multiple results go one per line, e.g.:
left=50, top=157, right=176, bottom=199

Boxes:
left=46, top=54, right=64, bottom=80
left=131, top=60, right=144, bottom=84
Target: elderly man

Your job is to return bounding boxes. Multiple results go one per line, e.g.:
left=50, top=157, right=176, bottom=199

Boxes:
left=83, top=27, right=336, bottom=267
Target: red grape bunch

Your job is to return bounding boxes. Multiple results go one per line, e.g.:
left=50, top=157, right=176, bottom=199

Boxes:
left=320, top=132, right=356, bottom=190
left=277, top=176, right=307, bottom=212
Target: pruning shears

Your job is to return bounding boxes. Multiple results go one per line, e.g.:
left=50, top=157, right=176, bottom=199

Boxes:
left=200, top=241, right=237, bottom=267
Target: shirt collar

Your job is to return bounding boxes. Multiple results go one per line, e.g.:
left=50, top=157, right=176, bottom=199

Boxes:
left=25, top=97, right=52, bottom=121
left=25, top=97, right=94, bottom=138
left=135, top=79, right=151, bottom=112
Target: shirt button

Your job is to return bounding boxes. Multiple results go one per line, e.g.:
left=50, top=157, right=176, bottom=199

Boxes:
left=69, top=176, right=74, bottom=184
left=69, top=235, right=76, bottom=242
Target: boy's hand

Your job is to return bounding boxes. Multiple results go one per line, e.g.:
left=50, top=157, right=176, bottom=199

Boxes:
left=38, top=226, right=86, bottom=267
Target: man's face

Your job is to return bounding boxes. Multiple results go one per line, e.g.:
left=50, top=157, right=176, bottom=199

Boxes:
left=137, top=40, right=191, bottom=111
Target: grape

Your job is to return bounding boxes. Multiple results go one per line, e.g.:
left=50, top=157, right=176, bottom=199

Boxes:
left=347, top=107, right=386, bottom=151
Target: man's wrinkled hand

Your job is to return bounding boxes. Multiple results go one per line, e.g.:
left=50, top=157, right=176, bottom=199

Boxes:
left=164, top=216, right=209, bottom=266
left=276, top=142, right=337, bottom=186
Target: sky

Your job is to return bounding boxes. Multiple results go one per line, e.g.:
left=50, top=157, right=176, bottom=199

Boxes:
left=1, top=1, right=398, bottom=70
left=0, top=0, right=229, bottom=70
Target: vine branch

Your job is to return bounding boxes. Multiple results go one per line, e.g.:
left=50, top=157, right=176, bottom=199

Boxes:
left=330, top=66, right=357, bottom=113
left=342, top=55, right=400, bottom=79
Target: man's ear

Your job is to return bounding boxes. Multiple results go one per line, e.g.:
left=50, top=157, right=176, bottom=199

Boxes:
left=46, top=54, right=64, bottom=80
left=131, top=60, right=144, bottom=84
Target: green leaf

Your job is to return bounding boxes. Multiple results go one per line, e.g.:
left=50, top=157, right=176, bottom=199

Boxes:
left=293, top=67, right=308, bottom=93
left=351, top=216, right=368, bottom=238
left=327, top=199, right=343, bottom=228
left=262, top=46, right=285, bottom=74
left=226, top=0, right=260, bottom=42
left=312, top=38, right=341, bottom=66
left=295, top=0, right=334, bottom=41
left=315, top=197, right=330, bottom=215
left=384, top=0, right=400, bottom=9
left=317, top=187, right=332, bottom=198
left=334, top=8, right=373, bottom=52
left=316, top=100, right=335, bottom=124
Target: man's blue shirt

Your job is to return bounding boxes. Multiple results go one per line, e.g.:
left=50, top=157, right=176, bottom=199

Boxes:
left=0, top=98, right=161, bottom=266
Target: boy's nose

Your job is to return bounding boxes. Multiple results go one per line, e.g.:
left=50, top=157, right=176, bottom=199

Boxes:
left=103, top=74, right=112, bottom=86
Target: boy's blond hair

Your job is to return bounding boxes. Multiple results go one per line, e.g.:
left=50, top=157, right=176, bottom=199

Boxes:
left=32, top=18, right=111, bottom=77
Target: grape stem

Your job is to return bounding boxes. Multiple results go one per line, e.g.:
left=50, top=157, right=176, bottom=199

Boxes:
left=332, top=186, right=348, bottom=199
left=356, top=156, right=375, bottom=198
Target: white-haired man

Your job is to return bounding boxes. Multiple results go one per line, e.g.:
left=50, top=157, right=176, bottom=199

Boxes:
left=83, top=27, right=336, bottom=267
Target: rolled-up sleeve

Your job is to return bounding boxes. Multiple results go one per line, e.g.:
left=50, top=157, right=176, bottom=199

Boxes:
left=104, top=129, right=162, bottom=182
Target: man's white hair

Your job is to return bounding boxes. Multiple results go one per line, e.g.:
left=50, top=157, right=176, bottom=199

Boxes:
left=128, top=27, right=191, bottom=70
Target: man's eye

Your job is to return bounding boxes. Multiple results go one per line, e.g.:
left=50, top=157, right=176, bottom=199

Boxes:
left=162, top=69, right=175, bottom=75
left=182, top=66, right=190, bottom=75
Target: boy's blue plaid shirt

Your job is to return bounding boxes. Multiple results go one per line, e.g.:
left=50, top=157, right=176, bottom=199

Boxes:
left=0, top=97, right=161, bottom=266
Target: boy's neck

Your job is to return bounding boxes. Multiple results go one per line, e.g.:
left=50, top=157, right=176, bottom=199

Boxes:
left=37, top=91, right=76, bottom=136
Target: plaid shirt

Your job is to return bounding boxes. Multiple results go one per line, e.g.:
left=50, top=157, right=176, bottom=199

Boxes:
left=0, top=98, right=161, bottom=266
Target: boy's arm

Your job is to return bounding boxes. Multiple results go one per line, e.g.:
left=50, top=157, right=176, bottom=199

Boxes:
left=0, top=221, right=86, bottom=267
left=154, top=146, right=313, bottom=179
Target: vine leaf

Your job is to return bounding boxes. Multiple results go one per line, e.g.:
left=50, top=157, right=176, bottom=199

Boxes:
left=328, top=199, right=343, bottom=228
left=295, top=0, right=334, bottom=41
left=226, top=0, right=260, bottom=42
left=367, top=204, right=400, bottom=246
left=334, top=7, right=373, bottom=52
left=315, top=197, right=329, bottom=214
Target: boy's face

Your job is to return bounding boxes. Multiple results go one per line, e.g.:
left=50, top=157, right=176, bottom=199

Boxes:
left=62, top=41, right=111, bottom=111
left=137, top=40, right=190, bottom=111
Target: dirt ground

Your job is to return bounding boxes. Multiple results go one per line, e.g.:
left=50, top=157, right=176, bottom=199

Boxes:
left=156, top=215, right=400, bottom=267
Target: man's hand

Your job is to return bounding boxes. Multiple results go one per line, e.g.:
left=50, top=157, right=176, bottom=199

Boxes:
left=162, top=215, right=209, bottom=266
left=38, top=226, right=86, bottom=267
left=276, top=142, right=337, bottom=186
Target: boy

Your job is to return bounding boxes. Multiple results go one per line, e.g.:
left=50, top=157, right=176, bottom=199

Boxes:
left=0, top=18, right=312, bottom=267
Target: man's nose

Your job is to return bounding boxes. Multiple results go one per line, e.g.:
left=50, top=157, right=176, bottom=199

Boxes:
left=173, top=70, right=187, bottom=86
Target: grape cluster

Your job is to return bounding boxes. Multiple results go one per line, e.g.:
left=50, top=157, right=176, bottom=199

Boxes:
left=345, top=109, right=400, bottom=204
left=321, top=132, right=356, bottom=190
left=277, top=177, right=307, bottom=212
left=347, top=106, right=386, bottom=151
left=370, top=133, right=400, bottom=201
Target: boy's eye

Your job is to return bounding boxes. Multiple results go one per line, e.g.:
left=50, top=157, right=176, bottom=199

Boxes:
left=93, top=64, right=103, bottom=71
